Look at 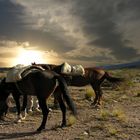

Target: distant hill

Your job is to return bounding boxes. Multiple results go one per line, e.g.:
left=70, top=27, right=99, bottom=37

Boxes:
left=0, top=67, right=11, bottom=72
left=100, top=60, right=140, bottom=70
left=0, top=60, right=140, bottom=72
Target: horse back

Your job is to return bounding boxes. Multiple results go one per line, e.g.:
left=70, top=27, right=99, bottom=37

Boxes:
left=17, top=70, right=57, bottom=97
left=84, top=67, right=105, bottom=80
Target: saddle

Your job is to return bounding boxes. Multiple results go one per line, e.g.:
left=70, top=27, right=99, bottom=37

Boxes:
left=6, top=64, right=44, bottom=83
left=60, top=62, right=85, bottom=76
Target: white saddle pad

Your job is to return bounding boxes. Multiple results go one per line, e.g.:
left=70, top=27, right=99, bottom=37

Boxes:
left=6, top=64, right=31, bottom=82
left=71, top=65, right=85, bottom=76
left=61, top=62, right=85, bottom=76
left=61, top=62, right=72, bottom=74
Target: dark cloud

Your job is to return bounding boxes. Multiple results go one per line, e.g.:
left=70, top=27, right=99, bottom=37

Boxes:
left=117, top=0, right=140, bottom=19
left=70, top=0, right=140, bottom=60
left=0, top=0, right=75, bottom=53
left=23, top=30, right=76, bottom=53
left=0, top=0, right=140, bottom=66
left=0, top=0, right=26, bottom=39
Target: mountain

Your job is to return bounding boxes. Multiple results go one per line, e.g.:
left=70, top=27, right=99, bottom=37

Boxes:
left=0, top=60, right=140, bottom=72
left=0, top=67, right=11, bottom=72
left=100, top=60, right=140, bottom=70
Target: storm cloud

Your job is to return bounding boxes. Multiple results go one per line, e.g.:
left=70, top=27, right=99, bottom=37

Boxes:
left=70, top=0, right=140, bottom=60
left=0, top=0, right=140, bottom=66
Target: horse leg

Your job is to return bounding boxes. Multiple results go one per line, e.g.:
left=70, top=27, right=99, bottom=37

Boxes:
left=90, top=83, right=99, bottom=106
left=56, top=90, right=66, bottom=127
left=20, top=95, right=27, bottom=120
left=91, top=84, right=103, bottom=108
left=37, top=97, right=49, bottom=132
left=12, top=93, right=22, bottom=122
left=97, top=87, right=103, bottom=106
left=53, top=88, right=60, bottom=109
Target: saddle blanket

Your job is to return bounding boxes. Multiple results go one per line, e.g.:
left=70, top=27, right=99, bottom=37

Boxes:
left=61, top=62, right=85, bottom=76
left=5, top=64, right=43, bottom=83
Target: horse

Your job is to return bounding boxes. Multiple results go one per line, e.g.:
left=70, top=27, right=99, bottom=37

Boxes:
left=0, top=67, right=77, bottom=132
left=32, top=63, right=124, bottom=107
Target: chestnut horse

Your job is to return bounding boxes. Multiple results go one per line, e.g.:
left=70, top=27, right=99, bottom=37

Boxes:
left=32, top=63, right=124, bottom=107
left=0, top=67, right=77, bottom=132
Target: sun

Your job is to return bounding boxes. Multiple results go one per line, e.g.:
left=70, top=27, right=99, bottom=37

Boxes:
left=15, top=49, right=46, bottom=65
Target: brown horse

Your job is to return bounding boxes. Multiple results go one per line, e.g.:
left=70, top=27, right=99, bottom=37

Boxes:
left=32, top=63, right=124, bottom=107
left=0, top=67, right=77, bottom=132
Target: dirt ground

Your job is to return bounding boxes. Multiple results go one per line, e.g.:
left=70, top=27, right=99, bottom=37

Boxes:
left=0, top=73, right=140, bottom=140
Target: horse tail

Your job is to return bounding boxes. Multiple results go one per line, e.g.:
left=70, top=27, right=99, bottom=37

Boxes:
left=56, top=76, right=77, bottom=116
left=104, top=72, right=124, bottom=83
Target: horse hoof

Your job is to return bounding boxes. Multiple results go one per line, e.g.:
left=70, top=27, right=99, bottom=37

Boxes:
left=91, top=103, right=101, bottom=109
left=91, top=102, right=96, bottom=106
left=61, top=123, right=66, bottom=128
left=17, top=119, right=22, bottom=123
left=95, top=104, right=101, bottom=110
left=21, top=117, right=26, bottom=120
left=37, top=127, right=45, bottom=132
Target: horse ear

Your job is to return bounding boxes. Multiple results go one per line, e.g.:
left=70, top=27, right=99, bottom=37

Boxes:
left=32, top=62, right=36, bottom=65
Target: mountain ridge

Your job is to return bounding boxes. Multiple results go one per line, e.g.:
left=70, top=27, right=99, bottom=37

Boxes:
left=99, top=60, right=140, bottom=70
left=0, top=60, right=140, bottom=71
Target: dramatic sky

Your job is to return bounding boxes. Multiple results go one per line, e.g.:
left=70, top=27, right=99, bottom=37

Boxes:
left=0, top=0, right=140, bottom=67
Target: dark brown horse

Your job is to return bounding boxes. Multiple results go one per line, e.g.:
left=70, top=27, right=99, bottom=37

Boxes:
left=0, top=67, right=77, bottom=132
left=32, top=63, right=124, bottom=107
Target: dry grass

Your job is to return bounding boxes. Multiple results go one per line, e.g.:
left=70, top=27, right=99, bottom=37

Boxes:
left=97, top=107, right=127, bottom=123
left=67, top=115, right=77, bottom=126
left=85, top=86, right=94, bottom=100
left=112, top=108, right=127, bottom=122
left=106, top=124, right=118, bottom=136
left=98, top=109, right=110, bottom=120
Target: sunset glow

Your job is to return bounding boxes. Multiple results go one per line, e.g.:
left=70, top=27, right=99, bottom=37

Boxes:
left=14, top=49, right=46, bottom=65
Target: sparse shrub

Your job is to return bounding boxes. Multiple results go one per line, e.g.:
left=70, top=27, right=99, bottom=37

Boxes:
left=90, top=125, right=104, bottom=132
left=120, top=95, right=128, bottom=100
left=67, top=115, right=76, bottom=126
left=105, top=124, right=118, bottom=136
left=74, top=137, right=84, bottom=140
left=120, top=133, right=129, bottom=139
left=117, top=80, right=133, bottom=93
left=85, top=86, right=94, bottom=100
left=112, top=108, right=126, bottom=122
left=99, top=109, right=110, bottom=120
left=107, top=126, right=118, bottom=135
